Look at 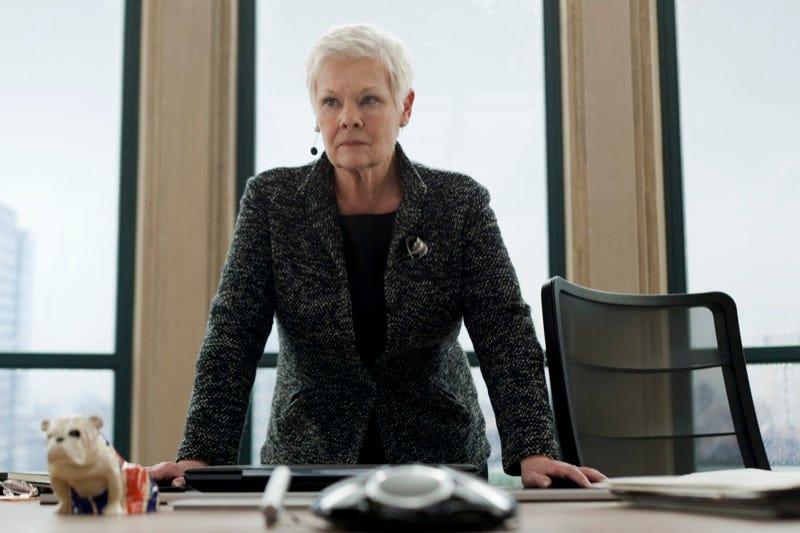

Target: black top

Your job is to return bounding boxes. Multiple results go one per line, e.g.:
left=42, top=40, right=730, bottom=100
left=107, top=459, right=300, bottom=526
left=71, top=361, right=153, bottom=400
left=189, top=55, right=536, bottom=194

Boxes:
left=339, top=211, right=396, bottom=366
left=339, top=211, right=396, bottom=463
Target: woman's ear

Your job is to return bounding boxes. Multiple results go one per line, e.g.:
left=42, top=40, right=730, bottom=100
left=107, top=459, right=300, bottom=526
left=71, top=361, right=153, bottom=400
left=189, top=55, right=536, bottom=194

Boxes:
left=401, top=90, right=415, bottom=126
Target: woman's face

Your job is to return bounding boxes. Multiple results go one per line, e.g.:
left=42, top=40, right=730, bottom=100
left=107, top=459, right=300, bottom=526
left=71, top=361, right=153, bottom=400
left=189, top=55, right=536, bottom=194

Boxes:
left=314, top=57, right=413, bottom=176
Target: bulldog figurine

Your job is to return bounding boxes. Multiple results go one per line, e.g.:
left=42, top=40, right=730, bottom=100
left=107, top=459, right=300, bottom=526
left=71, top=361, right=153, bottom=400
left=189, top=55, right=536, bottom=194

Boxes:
left=42, top=415, right=158, bottom=515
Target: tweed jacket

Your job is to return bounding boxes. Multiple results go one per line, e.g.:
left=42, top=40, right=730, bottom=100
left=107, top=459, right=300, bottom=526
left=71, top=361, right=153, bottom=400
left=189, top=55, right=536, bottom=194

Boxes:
left=177, top=144, right=557, bottom=475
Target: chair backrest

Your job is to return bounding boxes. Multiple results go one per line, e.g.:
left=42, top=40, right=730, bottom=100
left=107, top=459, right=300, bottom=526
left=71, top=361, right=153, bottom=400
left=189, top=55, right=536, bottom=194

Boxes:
left=541, top=276, right=770, bottom=477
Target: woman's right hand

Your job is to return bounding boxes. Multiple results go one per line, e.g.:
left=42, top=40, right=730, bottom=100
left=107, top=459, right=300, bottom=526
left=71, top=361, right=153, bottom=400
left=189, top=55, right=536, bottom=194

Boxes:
left=147, top=459, right=209, bottom=489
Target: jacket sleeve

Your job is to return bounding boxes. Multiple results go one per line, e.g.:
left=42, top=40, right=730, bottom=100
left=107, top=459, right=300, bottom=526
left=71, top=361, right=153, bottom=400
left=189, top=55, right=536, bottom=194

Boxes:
left=176, top=176, right=275, bottom=465
left=460, top=185, right=557, bottom=475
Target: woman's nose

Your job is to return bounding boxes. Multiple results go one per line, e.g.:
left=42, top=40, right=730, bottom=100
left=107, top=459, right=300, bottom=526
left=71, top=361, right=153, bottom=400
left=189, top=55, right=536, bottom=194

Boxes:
left=339, top=102, right=363, bottom=129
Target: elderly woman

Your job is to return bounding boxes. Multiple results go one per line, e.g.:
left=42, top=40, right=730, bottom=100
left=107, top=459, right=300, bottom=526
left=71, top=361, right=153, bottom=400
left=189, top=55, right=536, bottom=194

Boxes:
left=150, top=24, right=604, bottom=489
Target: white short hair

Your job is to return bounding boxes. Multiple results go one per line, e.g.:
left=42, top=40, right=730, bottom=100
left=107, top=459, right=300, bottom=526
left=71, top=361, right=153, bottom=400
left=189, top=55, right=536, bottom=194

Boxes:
left=306, top=24, right=414, bottom=110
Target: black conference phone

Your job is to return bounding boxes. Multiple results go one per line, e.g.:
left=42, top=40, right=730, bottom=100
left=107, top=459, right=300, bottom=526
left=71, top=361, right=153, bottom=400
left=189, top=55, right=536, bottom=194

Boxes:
left=310, top=464, right=517, bottom=531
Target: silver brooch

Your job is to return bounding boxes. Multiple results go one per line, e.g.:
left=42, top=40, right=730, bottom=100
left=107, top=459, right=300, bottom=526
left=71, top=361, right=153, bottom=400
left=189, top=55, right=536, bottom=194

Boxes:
left=405, top=236, right=429, bottom=260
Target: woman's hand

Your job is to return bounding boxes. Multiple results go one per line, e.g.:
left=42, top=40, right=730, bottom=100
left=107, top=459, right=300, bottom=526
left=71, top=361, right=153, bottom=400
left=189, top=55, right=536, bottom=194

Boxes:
left=147, top=459, right=209, bottom=489
left=520, top=455, right=607, bottom=488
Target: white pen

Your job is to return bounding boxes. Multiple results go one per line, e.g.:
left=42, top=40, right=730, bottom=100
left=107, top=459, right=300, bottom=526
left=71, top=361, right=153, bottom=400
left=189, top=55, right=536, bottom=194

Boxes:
left=261, top=465, right=292, bottom=528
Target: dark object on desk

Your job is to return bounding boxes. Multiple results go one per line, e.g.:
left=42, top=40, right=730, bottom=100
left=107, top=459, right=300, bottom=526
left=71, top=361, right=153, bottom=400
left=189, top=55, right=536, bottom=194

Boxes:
left=541, top=276, right=770, bottom=478
left=156, top=484, right=186, bottom=493
left=549, top=477, right=584, bottom=489
left=183, top=464, right=479, bottom=493
left=311, top=464, right=516, bottom=531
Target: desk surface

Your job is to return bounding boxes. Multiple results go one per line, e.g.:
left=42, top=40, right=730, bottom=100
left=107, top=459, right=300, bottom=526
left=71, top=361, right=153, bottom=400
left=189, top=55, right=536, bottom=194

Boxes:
left=3, top=500, right=800, bottom=532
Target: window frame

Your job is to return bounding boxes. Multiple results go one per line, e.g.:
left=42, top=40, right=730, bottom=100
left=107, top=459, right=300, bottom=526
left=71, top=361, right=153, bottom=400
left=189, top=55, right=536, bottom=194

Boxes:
left=658, top=0, right=800, bottom=365
left=0, top=0, right=141, bottom=459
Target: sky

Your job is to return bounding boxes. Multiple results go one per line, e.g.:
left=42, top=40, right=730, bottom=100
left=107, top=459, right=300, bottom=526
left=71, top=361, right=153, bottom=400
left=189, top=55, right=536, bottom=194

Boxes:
left=676, top=0, right=800, bottom=346
left=0, top=0, right=123, bottom=353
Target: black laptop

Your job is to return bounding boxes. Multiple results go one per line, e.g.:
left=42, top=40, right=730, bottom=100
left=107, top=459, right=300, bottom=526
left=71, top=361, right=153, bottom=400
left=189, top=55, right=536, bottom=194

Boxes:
left=183, top=464, right=480, bottom=492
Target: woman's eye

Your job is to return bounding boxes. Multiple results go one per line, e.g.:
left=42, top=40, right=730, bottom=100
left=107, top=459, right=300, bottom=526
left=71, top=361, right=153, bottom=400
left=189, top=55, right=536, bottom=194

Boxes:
left=361, top=95, right=379, bottom=105
left=322, top=97, right=337, bottom=107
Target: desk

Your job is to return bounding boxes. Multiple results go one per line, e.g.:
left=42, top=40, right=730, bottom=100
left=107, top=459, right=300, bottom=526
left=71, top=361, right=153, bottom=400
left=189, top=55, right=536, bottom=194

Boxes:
left=3, top=500, right=800, bottom=532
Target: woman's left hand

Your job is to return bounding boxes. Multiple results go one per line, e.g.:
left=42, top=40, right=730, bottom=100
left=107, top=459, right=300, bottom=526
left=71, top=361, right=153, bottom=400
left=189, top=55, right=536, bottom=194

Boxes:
left=520, top=455, right=607, bottom=488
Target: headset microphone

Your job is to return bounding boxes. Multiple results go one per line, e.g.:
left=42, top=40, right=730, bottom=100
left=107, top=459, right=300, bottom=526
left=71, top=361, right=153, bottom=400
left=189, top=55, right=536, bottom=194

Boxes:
left=310, top=131, right=320, bottom=156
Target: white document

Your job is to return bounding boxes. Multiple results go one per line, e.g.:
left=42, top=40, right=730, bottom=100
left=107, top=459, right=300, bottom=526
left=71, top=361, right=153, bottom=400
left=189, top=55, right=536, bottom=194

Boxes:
left=598, top=468, right=800, bottom=496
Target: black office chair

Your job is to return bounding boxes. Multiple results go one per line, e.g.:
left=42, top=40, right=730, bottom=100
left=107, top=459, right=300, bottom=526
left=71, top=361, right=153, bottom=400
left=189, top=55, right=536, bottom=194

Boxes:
left=541, top=276, right=770, bottom=477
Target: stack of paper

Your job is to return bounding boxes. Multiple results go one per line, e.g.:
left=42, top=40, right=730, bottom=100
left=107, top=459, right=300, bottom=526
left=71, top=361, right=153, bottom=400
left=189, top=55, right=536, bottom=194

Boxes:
left=1, top=471, right=51, bottom=502
left=597, top=469, right=800, bottom=518
left=0, top=471, right=50, bottom=485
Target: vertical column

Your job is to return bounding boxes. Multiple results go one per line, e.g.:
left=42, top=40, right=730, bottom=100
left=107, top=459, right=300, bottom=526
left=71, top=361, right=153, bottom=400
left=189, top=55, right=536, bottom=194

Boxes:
left=132, top=0, right=238, bottom=464
left=559, top=0, right=675, bottom=473
left=560, top=0, right=667, bottom=294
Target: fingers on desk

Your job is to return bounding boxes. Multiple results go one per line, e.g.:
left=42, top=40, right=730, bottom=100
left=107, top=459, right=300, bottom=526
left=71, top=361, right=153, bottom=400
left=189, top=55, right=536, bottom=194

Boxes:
left=578, top=466, right=608, bottom=483
left=146, top=462, right=183, bottom=482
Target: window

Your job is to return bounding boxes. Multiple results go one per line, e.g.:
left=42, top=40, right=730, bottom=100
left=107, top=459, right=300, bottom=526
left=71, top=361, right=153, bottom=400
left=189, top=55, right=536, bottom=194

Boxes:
left=0, top=370, right=114, bottom=471
left=0, top=0, right=138, bottom=469
left=0, top=0, right=123, bottom=354
left=676, top=0, right=799, bottom=349
left=666, top=0, right=800, bottom=466
left=248, top=0, right=554, bottom=484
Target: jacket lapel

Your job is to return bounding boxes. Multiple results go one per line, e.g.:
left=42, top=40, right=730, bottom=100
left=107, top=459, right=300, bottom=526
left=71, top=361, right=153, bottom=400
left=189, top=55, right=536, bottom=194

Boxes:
left=302, top=155, right=348, bottom=278
left=385, top=143, right=428, bottom=276
left=302, top=145, right=427, bottom=279
left=384, top=145, right=428, bottom=353
left=301, top=145, right=428, bottom=356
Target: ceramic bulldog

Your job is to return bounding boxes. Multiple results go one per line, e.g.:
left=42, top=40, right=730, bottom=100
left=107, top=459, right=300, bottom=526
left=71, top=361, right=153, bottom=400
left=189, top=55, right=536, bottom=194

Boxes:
left=42, top=415, right=158, bottom=515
